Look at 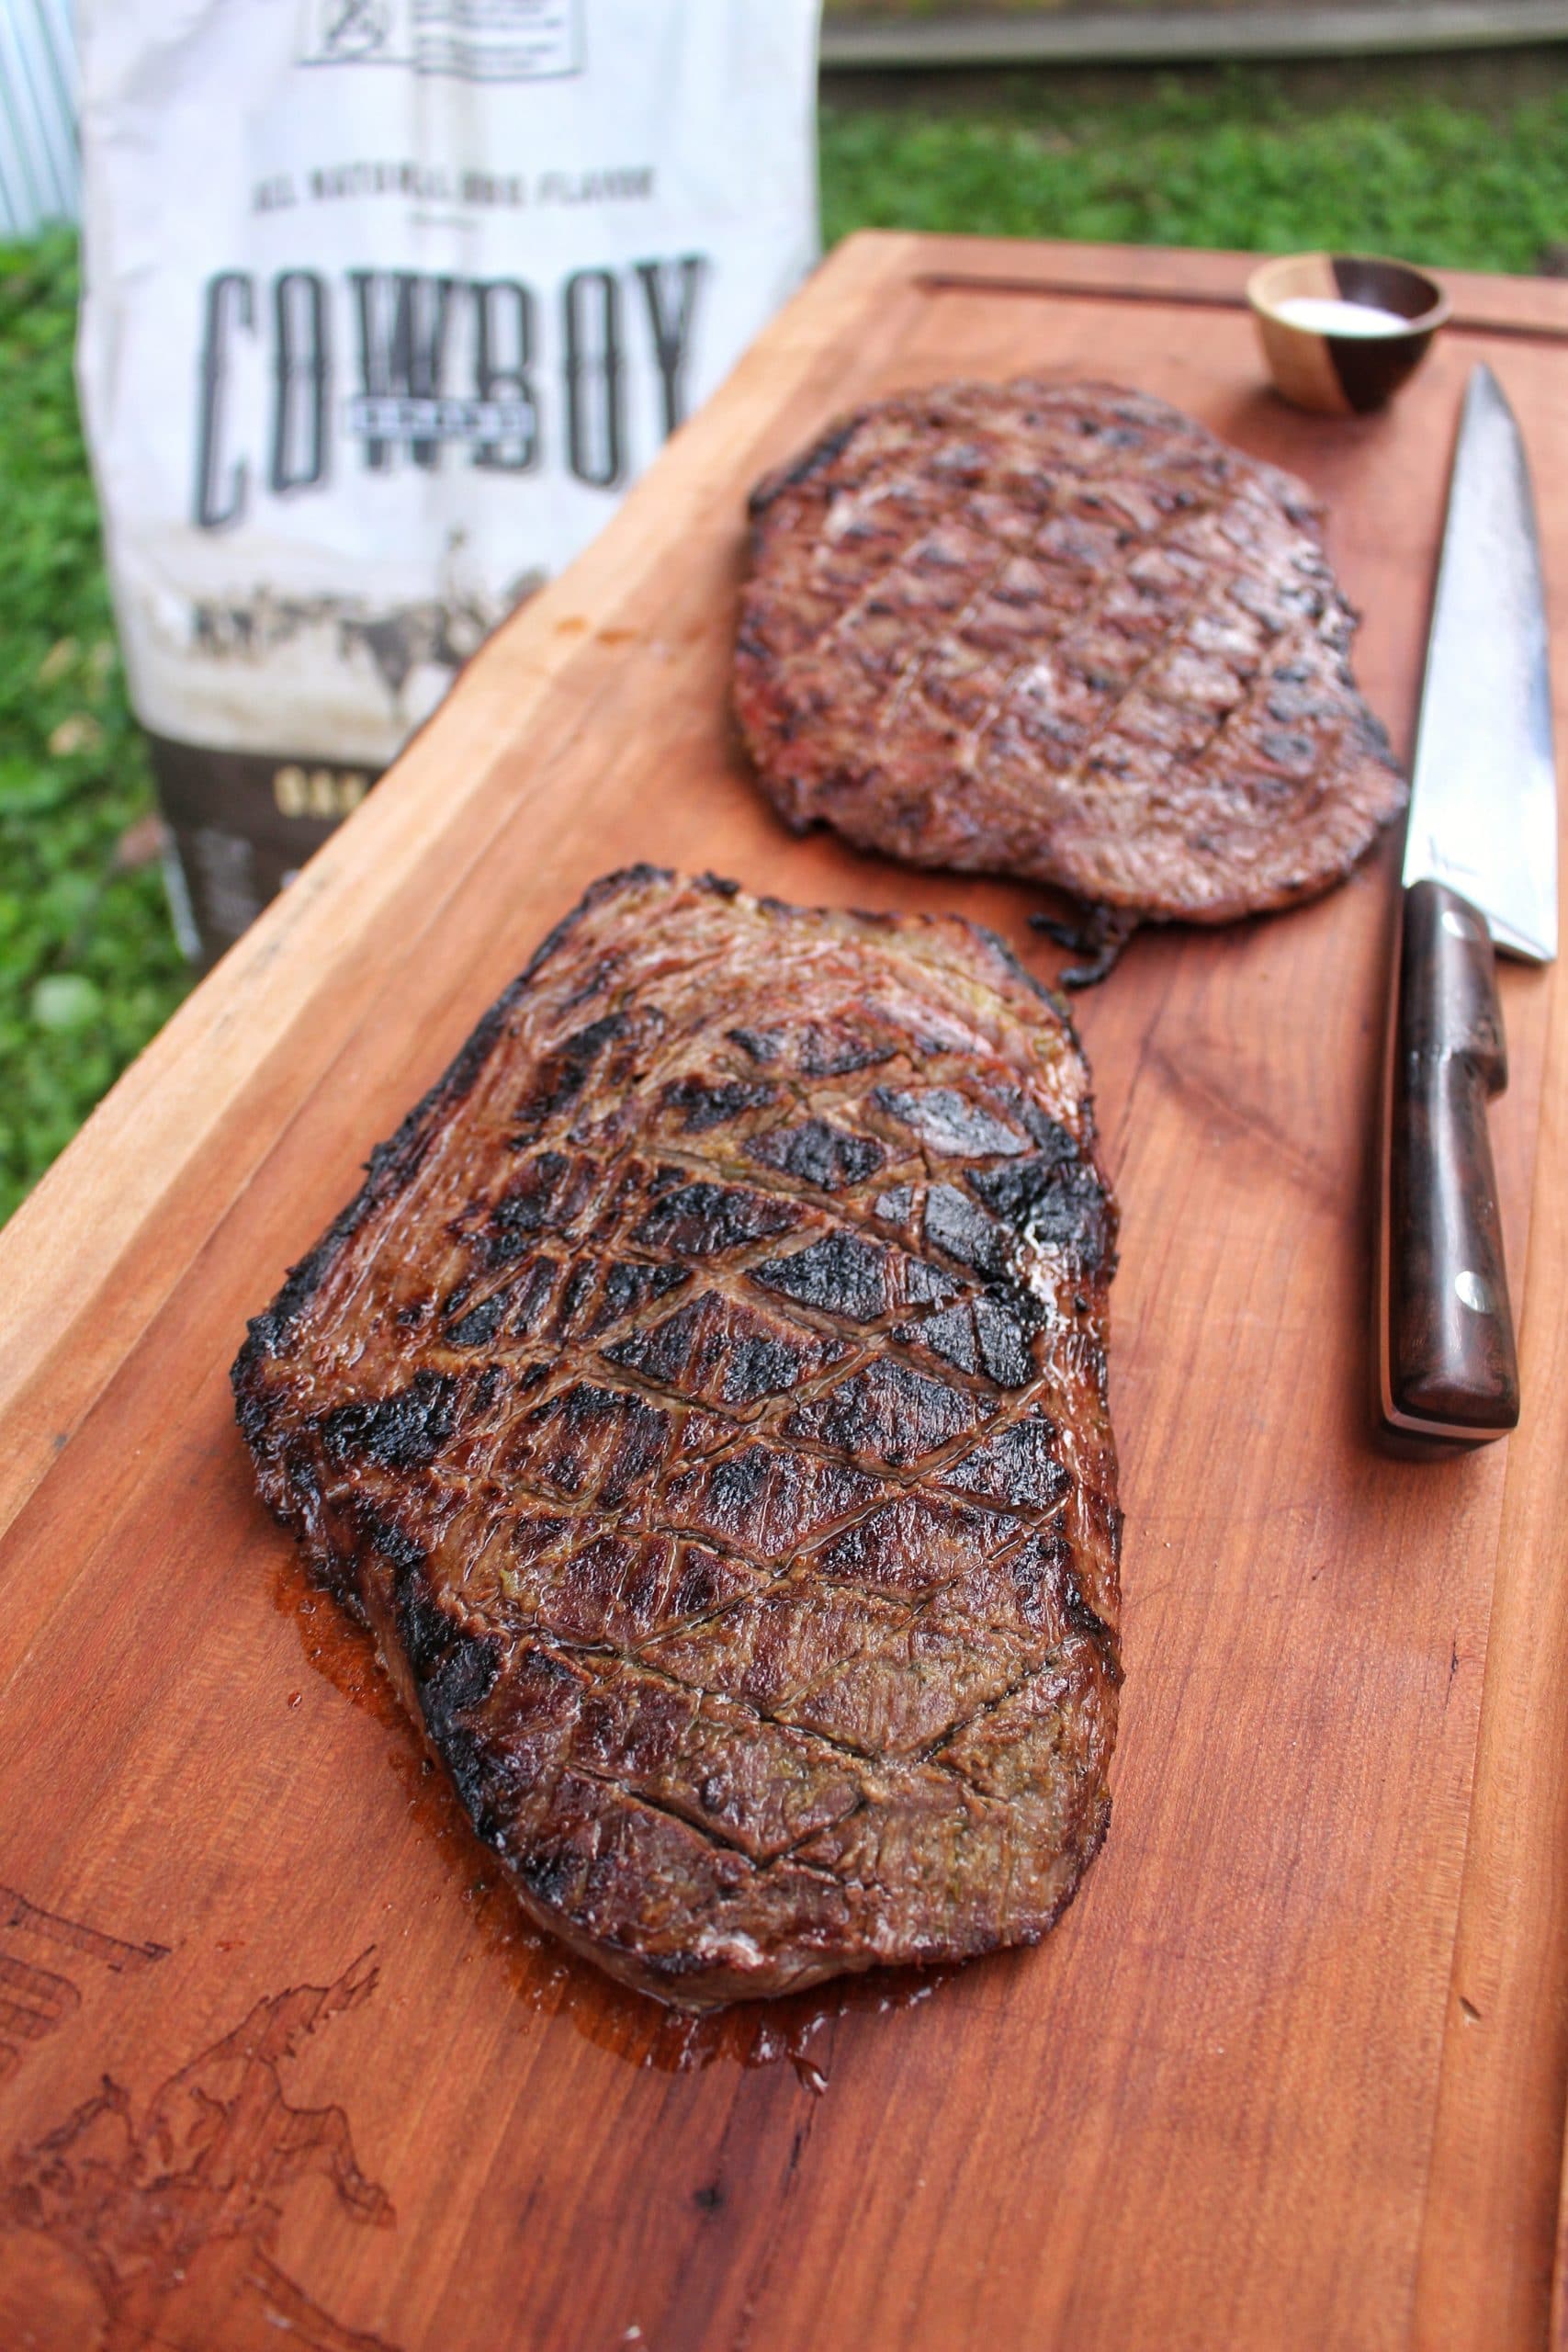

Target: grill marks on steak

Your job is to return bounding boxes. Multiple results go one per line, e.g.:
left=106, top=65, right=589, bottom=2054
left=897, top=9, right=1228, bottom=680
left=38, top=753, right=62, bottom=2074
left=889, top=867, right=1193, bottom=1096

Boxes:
left=734, top=379, right=1407, bottom=942
left=233, top=867, right=1121, bottom=2007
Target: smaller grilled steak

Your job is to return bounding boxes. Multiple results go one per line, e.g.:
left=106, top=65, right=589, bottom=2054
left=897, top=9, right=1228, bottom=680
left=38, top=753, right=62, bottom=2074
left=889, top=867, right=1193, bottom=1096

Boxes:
left=735, top=379, right=1406, bottom=934
left=233, top=868, right=1122, bottom=2009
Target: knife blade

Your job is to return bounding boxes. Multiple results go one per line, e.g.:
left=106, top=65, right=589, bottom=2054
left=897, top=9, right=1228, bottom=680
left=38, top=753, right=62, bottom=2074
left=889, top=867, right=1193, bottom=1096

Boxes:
left=1378, top=363, right=1558, bottom=1445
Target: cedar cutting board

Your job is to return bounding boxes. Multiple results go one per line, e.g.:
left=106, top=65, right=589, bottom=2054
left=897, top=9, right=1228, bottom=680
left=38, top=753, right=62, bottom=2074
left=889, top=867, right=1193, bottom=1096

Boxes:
left=4, top=235, right=1568, bottom=2352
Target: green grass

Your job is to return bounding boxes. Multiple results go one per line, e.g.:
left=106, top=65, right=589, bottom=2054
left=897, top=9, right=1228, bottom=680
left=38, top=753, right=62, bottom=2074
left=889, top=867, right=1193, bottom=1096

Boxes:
left=818, top=74, right=1568, bottom=268
left=0, top=231, right=190, bottom=1224
left=4, top=68, right=1566, bottom=1223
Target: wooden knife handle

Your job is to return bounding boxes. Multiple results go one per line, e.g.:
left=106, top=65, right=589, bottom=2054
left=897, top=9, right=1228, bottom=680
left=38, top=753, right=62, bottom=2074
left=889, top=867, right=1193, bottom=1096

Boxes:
left=1380, top=878, right=1519, bottom=1441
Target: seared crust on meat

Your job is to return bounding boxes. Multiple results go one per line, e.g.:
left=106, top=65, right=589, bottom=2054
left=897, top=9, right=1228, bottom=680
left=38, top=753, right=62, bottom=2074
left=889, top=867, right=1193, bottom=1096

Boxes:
left=734, top=379, right=1406, bottom=925
left=233, top=868, right=1121, bottom=2008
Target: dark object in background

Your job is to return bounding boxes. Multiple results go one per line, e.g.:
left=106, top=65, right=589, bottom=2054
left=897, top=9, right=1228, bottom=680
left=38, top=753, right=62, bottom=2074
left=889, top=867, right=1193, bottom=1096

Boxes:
left=734, top=377, right=1406, bottom=963
left=147, top=736, right=377, bottom=962
left=233, top=866, right=1122, bottom=2008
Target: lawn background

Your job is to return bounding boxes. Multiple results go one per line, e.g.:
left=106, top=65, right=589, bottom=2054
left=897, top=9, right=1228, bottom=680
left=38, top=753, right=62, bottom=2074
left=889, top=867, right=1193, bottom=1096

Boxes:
left=5, top=58, right=1568, bottom=1223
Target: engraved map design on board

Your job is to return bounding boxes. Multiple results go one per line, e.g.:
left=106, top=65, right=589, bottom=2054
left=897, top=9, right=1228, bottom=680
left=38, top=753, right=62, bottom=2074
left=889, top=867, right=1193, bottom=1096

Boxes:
left=0, top=1951, right=400, bottom=2352
left=0, top=1883, right=169, bottom=2089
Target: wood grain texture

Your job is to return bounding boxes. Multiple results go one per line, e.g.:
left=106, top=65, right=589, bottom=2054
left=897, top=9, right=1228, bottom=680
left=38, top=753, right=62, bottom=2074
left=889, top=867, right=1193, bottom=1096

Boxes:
left=2, top=233, right=1567, bottom=2351
left=1429, top=976, right=1568, bottom=2352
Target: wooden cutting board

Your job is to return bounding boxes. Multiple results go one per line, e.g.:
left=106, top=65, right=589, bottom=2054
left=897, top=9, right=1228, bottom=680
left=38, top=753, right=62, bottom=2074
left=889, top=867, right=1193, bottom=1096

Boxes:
left=4, top=233, right=1568, bottom=2352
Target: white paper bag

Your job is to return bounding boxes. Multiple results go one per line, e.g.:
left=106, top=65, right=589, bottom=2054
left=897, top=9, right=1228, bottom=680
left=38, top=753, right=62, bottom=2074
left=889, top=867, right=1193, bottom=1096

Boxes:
left=77, top=0, right=820, bottom=956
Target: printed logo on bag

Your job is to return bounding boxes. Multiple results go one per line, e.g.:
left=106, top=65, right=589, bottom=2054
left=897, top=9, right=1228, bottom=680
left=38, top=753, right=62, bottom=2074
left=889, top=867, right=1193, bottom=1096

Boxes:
left=314, top=0, right=393, bottom=59
left=193, top=256, right=707, bottom=526
left=299, top=0, right=583, bottom=81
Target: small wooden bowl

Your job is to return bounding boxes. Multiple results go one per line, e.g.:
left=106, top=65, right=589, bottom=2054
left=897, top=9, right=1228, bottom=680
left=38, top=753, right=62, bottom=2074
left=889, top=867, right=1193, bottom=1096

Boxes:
left=1247, top=253, right=1449, bottom=416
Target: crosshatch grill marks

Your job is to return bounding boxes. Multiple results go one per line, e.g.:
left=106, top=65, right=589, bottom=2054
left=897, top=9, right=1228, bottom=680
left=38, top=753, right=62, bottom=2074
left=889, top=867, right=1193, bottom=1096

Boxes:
left=858, top=430, right=1245, bottom=781
left=363, top=1044, right=1102, bottom=1464
left=753, top=385, right=1230, bottom=704
left=735, top=379, right=1407, bottom=936
left=233, top=869, right=1122, bottom=2007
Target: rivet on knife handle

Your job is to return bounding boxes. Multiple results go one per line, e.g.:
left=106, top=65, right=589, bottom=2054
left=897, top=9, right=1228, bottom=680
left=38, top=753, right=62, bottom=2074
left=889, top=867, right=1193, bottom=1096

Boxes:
left=1380, top=877, right=1519, bottom=1440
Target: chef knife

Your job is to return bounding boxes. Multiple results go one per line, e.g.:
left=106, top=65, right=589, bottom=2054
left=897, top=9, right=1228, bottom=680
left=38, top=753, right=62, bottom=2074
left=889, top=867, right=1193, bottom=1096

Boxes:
left=1379, top=362, right=1558, bottom=1444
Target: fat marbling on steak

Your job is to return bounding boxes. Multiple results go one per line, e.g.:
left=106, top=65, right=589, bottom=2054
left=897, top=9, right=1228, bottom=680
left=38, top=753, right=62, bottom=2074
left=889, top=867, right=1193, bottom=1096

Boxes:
left=233, top=868, right=1121, bottom=2008
left=735, top=379, right=1405, bottom=950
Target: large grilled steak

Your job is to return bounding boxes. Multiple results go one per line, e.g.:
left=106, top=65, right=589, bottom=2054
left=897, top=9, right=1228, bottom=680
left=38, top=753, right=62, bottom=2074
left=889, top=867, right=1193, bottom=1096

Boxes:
left=734, top=378, right=1406, bottom=939
left=233, top=868, right=1121, bottom=2008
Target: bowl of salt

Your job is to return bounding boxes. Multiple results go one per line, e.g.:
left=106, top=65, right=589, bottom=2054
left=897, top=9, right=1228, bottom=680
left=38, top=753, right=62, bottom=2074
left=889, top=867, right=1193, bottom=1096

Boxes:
left=1247, top=253, right=1449, bottom=416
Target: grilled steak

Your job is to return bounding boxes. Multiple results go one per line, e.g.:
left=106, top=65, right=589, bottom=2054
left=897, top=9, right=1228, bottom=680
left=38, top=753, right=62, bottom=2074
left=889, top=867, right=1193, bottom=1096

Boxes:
left=233, top=868, right=1121, bottom=2008
left=735, top=379, right=1406, bottom=949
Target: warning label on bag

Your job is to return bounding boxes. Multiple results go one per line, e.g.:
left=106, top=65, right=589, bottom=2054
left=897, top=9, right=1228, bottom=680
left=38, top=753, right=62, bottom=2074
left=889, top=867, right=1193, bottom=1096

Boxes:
left=298, top=0, right=584, bottom=83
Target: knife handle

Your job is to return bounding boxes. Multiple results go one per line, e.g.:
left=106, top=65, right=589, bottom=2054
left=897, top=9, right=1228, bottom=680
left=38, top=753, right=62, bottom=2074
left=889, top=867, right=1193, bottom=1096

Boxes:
left=1380, top=878, right=1519, bottom=1442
